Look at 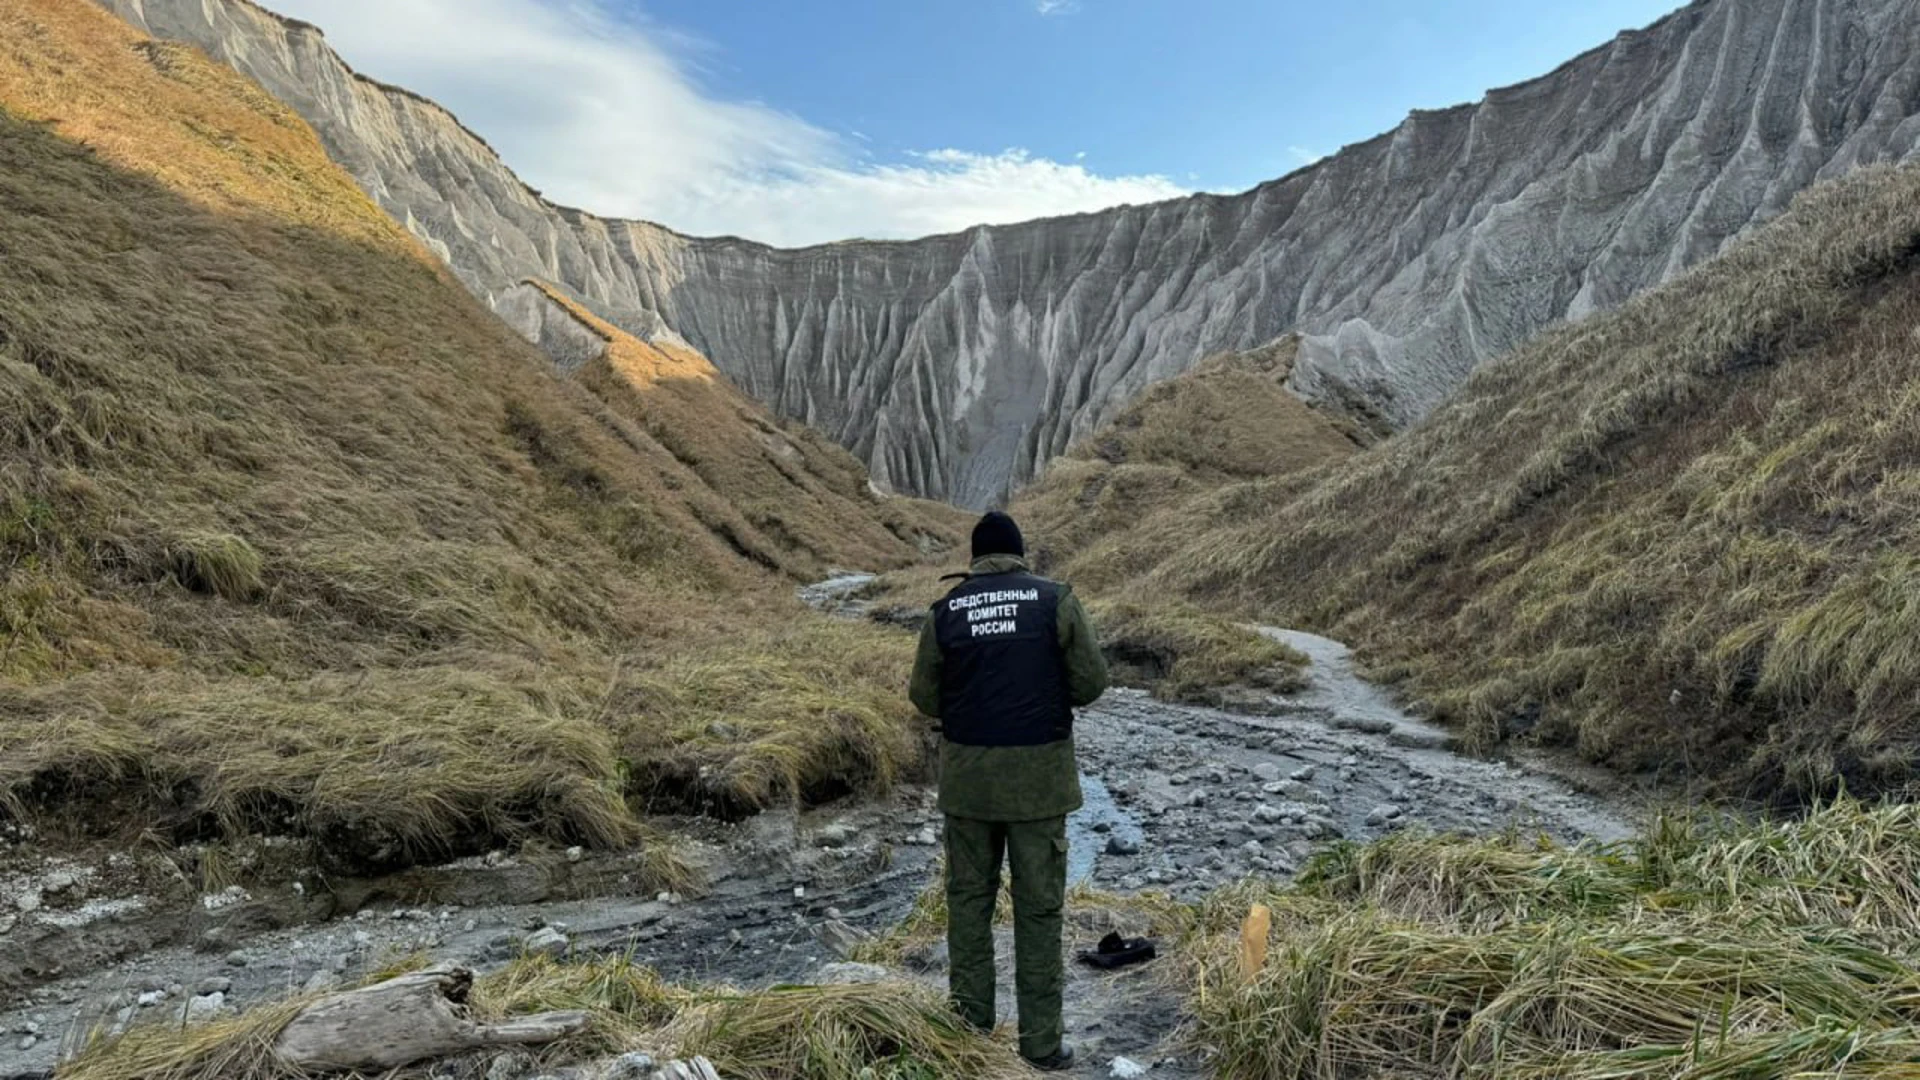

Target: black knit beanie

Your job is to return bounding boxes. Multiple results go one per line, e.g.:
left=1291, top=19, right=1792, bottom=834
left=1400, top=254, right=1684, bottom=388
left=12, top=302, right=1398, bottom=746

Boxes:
left=970, top=511, right=1025, bottom=559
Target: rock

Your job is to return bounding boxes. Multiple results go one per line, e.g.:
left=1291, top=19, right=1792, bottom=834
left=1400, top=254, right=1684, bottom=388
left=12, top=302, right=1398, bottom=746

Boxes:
left=1289, top=765, right=1317, bottom=782
left=196, top=976, right=232, bottom=996
left=1091, top=821, right=1112, bottom=833
left=1168, top=775, right=1188, bottom=786
left=603, top=1053, right=656, bottom=1079
left=812, top=962, right=892, bottom=985
left=816, top=821, right=857, bottom=848
left=1252, top=804, right=1287, bottom=825
left=1105, top=835, right=1141, bottom=857
left=1366, top=805, right=1404, bottom=827
left=1241, top=840, right=1263, bottom=857
left=17, top=1035, right=35, bottom=1051
left=814, top=919, right=872, bottom=959
left=225, top=949, right=251, bottom=967
left=1111, top=1055, right=1149, bottom=1078
left=566, top=846, right=585, bottom=863
left=523, top=927, right=570, bottom=958
left=1250, top=763, right=1283, bottom=783
left=137, top=990, right=166, bottom=1008
left=487, top=1051, right=534, bottom=1080
left=185, top=991, right=226, bottom=1024
left=906, top=827, right=938, bottom=847
left=13, top=889, right=42, bottom=914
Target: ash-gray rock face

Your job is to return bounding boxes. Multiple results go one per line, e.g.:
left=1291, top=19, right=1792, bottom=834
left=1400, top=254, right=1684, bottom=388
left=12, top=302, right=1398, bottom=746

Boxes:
left=102, top=0, right=1920, bottom=507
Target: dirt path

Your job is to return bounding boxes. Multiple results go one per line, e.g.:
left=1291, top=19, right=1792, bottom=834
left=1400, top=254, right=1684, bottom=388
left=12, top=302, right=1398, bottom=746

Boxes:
left=0, top=627, right=1634, bottom=1080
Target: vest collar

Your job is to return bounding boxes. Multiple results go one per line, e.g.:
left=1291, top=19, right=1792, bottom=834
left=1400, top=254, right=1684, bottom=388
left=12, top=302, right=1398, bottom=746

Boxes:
left=968, top=553, right=1031, bottom=576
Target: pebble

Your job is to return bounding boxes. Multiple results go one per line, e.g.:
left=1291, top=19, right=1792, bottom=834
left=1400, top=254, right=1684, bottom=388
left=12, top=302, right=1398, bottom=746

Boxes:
left=566, top=846, right=585, bottom=863
left=136, top=990, right=166, bottom=1008
left=1250, top=762, right=1283, bottom=783
left=17, top=1035, right=35, bottom=1051
left=907, top=827, right=938, bottom=846
left=606, top=1053, right=657, bottom=1079
left=185, top=992, right=225, bottom=1025
left=1366, top=805, right=1404, bottom=827
left=817, top=821, right=857, bottom=848
left=1289, top=765, right=1317, bottom=782
left=196, top=976, right=231, bottom=996
left=1252, top=804, right=1286, bottom=825
left=225, top=949, right=250, bottom=968
left=1110, top=1055, right=1149, bottom=1078
left=523, top=927, right=570, bottom=958
left=1105, top=836, right=1141, bottom=857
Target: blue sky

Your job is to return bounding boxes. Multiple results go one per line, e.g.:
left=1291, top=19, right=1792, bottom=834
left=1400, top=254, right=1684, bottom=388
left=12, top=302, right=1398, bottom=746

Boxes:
left=271, top=0, right=1684, bottom=246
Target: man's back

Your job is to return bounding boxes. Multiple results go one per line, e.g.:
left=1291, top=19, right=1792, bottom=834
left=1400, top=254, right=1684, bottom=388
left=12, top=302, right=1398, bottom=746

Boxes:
left=906, top=511, right=1107, bottom=1071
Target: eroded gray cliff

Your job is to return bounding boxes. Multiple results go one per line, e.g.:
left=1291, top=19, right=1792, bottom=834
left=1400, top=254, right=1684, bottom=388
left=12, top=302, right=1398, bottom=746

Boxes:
left=100, top=0, right=1920, bottom=507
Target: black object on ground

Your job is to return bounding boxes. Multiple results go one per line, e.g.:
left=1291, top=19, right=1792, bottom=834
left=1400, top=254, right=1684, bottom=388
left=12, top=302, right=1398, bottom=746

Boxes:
left=1077, top=931, right=1157, bottom=970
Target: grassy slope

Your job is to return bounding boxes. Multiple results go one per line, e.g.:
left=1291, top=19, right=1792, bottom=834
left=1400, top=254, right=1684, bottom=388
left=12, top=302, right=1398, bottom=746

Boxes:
left=0, top=0, right=955, bottom=869
left=531, top=281, right=963, bottom=580
left=1074, top=165, right=1920, bottom=799
left=1017, top=338, right=1359, bottom=593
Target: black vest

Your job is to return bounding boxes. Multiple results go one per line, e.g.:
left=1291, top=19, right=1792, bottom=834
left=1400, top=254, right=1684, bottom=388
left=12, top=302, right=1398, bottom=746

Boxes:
left=932, top=571, right=1074, bottom=747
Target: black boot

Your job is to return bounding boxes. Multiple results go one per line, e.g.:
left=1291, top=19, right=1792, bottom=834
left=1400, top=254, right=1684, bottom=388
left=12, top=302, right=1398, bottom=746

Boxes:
left=1025, top=1044, right=1075, bottom=1072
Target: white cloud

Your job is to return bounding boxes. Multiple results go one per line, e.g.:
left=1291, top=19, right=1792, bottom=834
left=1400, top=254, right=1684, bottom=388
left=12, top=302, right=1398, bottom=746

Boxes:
left=1036, top=0, right=1081, bottom=14
left=266, top=0, right=1179, bottom=246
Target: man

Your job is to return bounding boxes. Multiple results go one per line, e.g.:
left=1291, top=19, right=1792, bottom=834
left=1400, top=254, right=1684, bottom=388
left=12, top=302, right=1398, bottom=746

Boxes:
left=908, top=510, right=1109, bottom=1071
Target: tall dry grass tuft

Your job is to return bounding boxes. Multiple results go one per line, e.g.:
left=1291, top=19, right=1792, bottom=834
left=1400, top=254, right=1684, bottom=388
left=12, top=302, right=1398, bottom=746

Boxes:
left=1191, top=800, right=1920, bottom=1079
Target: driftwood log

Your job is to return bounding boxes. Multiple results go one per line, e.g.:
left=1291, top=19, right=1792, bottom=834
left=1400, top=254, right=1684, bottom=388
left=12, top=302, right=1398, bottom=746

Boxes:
left=272, top=964, right=588, bottom=1073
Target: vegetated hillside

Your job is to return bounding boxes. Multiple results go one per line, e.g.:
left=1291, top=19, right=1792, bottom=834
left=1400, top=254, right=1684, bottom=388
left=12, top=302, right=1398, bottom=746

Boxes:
left=101, top=0, right=1920, bottom=506
left=496, top=280, right=960, bottom=579
left=0, top=0, right=955, bottom=872
left=1106, top=164, right=1920, bottom=801
left=1017, top=339, right=1360, bottom=594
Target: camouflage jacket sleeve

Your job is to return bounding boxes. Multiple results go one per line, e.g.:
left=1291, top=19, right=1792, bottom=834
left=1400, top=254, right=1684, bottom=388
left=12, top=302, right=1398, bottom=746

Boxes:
left=1056, top=585, right=1110, bottom=708
left=908, top=613, right=943, bottom=718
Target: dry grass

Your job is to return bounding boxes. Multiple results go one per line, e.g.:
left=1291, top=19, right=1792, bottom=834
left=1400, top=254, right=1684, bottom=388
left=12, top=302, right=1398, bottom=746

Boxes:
left=63, top=955, right=1031, bottom=1080
left=1190, top=800, right=1920, bottom=1080
left=1017, top=338, right=1357, bottom=593
left=1042, top=161, right=1920, bottom=800
left=0, top=0, right=955, bottom=869
left=1091, top=600, right=1309, bottom=704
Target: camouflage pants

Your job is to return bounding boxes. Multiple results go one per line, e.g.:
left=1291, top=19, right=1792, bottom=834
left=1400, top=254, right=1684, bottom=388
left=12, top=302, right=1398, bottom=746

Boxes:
left=943, top=814, right=1068, bottom=1060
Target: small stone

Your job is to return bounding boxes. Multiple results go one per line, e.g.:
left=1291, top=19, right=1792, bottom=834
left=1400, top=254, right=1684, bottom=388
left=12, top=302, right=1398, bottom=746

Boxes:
left=13, top=889, right=42, bottom=914
left=1252, top=804, right=1286, bottom=825
left=486, top=1050, right=533, bottom=1080
left=1365, top=805, right=1403, bottom=827
left=137, top=990, right=166, bottom=1008
left=817, top=821, right=857, bottom=848
left=196, top=976, right=232, bottom=996
left=907, top=827, right=938, bottom=846
left=566, top=846, right=585, bottom=863
left=1105, top=835, right=1141, bottom=857
left=1250, top=762, right=1283, bottom=783
left=1341, top=755, right=1359, bottom=768
left=17, top=1035, right=36, bottom=1051
left=1091, top=821, right=1112, bottom=833
left=1168, top=774, right=1188, bottom=786
left=813, top=962, right=890, bottom=985
left=1110, top=1055, right=1149, bottom=1078
left=727, top=929, right=744, bottom=945
left=605, top=1052, right=657, bottom=1079
left=1289, top=765, right=1317, bottom=782
left=1241, top=840, right=1263, bottom=856
left=352, top=930, right=374, bottom=949
left=522, top=927, right=570, bottom=958
left=185, top=992, right=226, bottom=1024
